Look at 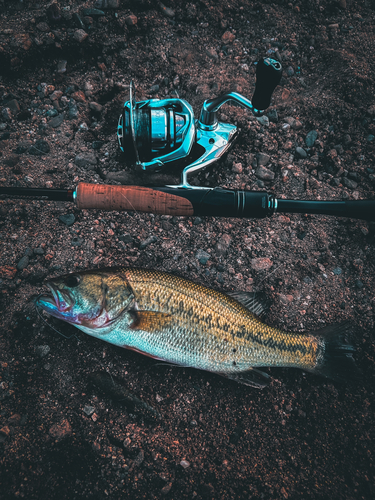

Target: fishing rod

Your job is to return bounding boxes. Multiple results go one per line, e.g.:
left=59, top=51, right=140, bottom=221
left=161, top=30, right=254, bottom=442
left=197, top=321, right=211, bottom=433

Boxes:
left=1, top=58, right=374, bottom=222
left=1, top=183, right=374, bottom=222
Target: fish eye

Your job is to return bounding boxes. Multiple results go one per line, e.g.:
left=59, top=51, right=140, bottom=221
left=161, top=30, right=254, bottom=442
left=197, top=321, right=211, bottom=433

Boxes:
left=64, top=275, right=80, bottom=288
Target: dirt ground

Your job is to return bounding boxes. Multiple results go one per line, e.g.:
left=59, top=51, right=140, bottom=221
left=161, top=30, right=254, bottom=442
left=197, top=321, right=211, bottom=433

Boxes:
left=0, top=1, right=375, bottom=499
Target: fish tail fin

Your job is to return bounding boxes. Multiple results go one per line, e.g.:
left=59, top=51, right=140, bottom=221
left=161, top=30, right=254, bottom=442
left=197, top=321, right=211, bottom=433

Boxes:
left=311, top=321, right=360, bottom=383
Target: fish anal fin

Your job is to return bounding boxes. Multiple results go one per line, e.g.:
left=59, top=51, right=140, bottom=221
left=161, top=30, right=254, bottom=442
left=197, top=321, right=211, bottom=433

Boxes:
left=219, top=368, right=271, bottom=389
left=227, top=291, right=270, bottom=317
left=130, top=311, right=172, bottom=332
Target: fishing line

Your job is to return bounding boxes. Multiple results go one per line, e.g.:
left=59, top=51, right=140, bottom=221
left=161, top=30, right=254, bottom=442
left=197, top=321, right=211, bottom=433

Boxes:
left=35, top=297, right=79, bottom=341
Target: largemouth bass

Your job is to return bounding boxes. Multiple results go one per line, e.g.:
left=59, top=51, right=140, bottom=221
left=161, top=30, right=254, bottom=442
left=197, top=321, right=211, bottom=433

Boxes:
left=36, top=268, right=357, bottom=388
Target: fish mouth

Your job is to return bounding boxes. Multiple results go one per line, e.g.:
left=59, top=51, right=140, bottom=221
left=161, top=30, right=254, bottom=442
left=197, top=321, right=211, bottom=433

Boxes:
left=35, top=283, right=74, bottom=318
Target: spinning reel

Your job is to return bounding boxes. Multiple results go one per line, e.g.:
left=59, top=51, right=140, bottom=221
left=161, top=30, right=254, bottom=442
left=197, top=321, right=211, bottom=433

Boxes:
left=117, top=58, right=282, bottom=187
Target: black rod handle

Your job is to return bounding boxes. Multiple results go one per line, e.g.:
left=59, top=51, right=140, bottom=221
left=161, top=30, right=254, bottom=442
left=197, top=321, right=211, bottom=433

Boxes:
left=252, top=58, right=283, bottom=111
left=277, top=199, right=375, bottom=222
left=0, top=186, right=74, bottom=201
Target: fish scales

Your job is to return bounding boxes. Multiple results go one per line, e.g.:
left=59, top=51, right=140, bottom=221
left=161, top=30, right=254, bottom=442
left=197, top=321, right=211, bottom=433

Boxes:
left=36, top=267, right=358, bottom=388
left=119, top=268, right=318, bottom=372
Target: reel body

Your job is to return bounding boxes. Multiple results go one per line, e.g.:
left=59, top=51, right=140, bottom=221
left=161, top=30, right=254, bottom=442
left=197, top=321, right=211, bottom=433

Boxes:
left=117, top=58, right=282, bottom=186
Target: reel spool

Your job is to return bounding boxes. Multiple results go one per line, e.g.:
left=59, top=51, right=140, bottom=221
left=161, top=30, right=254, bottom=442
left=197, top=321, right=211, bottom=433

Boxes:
left=117, top=58, right=282, bottom=186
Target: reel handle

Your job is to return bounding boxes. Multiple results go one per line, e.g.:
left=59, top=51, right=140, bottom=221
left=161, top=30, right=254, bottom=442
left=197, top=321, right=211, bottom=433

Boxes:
left=252, top=57, right=283, bottom=111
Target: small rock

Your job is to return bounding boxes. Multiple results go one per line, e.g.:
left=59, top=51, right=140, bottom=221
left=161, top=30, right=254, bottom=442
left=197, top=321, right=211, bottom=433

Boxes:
left=256, top=115, right=269, bottom=127
left=2, top=108, right=12, bottom=121
left=356, top=280, right=364, bottom=289
left=74, top=29, right=88, bottom=43
left=6, top=99, right=20, bottom=114
left=367, top=134, right=374, bottom=142
left=83, top=406, right=95, bottom=416
left=59, top=214, right=75, bottom=226
left=150, top=84, right=160, bottom=94
left=267, top=109, right=278, bottom=123
left=95, top=0, right=120, bottom=8
left=341, top=177, right=358, bottom=189
left=180, top=460, right=190, bottom=469
left=256, top=153, right=270, bottom=166
left=222, top=31, right=235, bottom=43
left=33, top=247, right=45, bottom=255
left=206, top=47, right=219, bottom=62
left=250, top=258, right=273, bottom=271
left=161, top=483, right=173, bottom=495
left=125, top=14, right=138, bottom=26
left=68, top=99, right=79, bottom=120
left=295, top=147, right=307, bottom=159
left=92, top=140, right=104, bottom=150
left=89, top=102, right=103, bottom=114
left=281, top=88, right=290, bottom=101
left=333, top=267, right=342, bottom=275
left=256, top=165, right=275, bottom=181
left=71, top=237, right=83, bottom=247
left=48, top=114, right=64, bottom=128
left=57, top=60, right=67, bottom=73
left=215, top=234, right=231, bottom=256
left=305, top=130, right=318, bottom=147
left=196, top=249, right=210, bottom=265
left=75, top=152, right=97, bottom=168
left=286, top=66, right=294, bottom=77
left=49, top=419, right=72, bottom=441
left=35, top=345, right=51, bottom=357
left=16, top=255, right=29, bottom=271
left=159, top=2, right=175, bottom=17
left=232, top=162, right=243, bottom=174
left=139, top=235, right=157, bottom=249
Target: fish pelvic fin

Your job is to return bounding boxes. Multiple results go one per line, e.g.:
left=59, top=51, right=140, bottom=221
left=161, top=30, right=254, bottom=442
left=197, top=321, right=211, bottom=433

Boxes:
left=218, top=367, right=271, bottom=389
left=130, top=311, right=173, bottom=332
left=227, top=291, right=270, bottom=317
left=310, top=321, right=360, bottom=383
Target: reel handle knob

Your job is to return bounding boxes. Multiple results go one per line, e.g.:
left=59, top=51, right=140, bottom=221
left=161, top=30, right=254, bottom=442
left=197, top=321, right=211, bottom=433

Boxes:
left=252, top=58, right=282, bottom=112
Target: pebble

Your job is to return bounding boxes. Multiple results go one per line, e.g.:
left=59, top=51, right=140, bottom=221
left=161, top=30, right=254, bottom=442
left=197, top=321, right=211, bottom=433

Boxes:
left=139, top=235, right=157, bottom=249
left=89, top=102, right=103, bottom=114
left=206, top=48, right=219, bottom=62
left=341, top=177, right=358, bottom=189
left=57, top=60, right=67, bottom=73
left=74, top=29, right=88, bottom=43
left=196, top=249, right=211, bottom=264
left=356, top=280, right=364, bottom=289
left=83, top=406, right=95, bottom=416
left=333, top=267, right=342, bottom=275
left=256, top=165, right=275, bottom=181
left=68, top=99, right=79, bottom=120
left=256, top=115, right=269, bottom=127
left=6, top=99, right=20, bottom=114
left=49, top=419, right=72, bottom=441
left=180, top=460, right=190, bottom=469
left=71, top=237, right=84, bottom=247
left=303, top=276, right=313, bottom=284
left=305, top=130, right=318, bottom=147
left=256, top=153, right=270, bottom=166
left=161, top=483, right=173, bottom=495
left=295, top=147, right=307, bottom=159
left=35, top=345, right=51, bottom=357
left=34, top=247, right=44, bottom=255
left=95, top=0, right=120, bottom=8
left=82, top=9, right=105, bottom=17
left=59, top=213, right=75, bottom=226
left=250, top=258, right=273, bottom=271
left=159, top=2, right=175, bottom=17
left=125, top=14, right=138, bottom=26
left=29, top=139, right=50, bottom=156
left=92, top=140, right=104, bottom=150
left=215, top=234, right=231, bottom=256
left=75, top=152, right=97, bottom=168
left=222, top=31, right=235, bottom=43
left=232, top=162, right=243, bottom=174
left=267, top=109, right=278, bottom=123
left=367, top=134, right=374, bottom=142
left=16, top=255, right=29, bottom=271
left=286, top=66, right=294, bottom=77
left=48, top=114, right=64, bottom=128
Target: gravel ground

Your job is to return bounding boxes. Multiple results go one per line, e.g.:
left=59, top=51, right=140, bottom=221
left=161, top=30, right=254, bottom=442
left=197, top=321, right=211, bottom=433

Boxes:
left=0, top=1, right=374, bottom=499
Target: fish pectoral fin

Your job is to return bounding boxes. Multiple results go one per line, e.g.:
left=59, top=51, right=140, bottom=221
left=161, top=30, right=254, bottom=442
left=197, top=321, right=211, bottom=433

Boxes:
left=129, top=311, right=173, bottom=332
left=219, top=368, right=271, bottom=389
left=227, top=291, right=270, bottom=318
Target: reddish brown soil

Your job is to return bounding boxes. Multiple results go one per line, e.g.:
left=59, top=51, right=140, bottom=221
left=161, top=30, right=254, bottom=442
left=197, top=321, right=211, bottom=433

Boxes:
left=0, top=1, right=374, bottom=499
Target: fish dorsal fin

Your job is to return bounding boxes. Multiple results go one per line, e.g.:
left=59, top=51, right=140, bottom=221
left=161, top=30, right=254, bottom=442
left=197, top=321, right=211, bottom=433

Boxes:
left=227, top=291, right=270, bottom=317
left=219, top=368, right=271, bottom=389
left=130, top=311, right=172, bottom=332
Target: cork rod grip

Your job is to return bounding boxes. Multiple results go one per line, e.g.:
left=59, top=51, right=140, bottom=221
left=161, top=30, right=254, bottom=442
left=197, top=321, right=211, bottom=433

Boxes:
left=76, top=183, right=194, bottom=215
